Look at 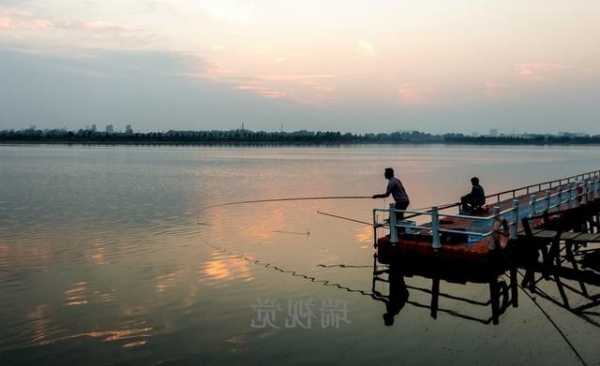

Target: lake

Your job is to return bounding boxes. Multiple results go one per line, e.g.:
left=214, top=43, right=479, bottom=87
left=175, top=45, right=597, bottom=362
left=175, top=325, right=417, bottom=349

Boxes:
left=1, top=144, right=599, bottom=365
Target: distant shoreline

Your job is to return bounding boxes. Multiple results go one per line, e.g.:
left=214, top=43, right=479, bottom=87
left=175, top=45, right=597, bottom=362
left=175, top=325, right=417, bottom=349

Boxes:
left=3, top=140, right=600, bottom=147
left=2, top=129, right=600, bottom=146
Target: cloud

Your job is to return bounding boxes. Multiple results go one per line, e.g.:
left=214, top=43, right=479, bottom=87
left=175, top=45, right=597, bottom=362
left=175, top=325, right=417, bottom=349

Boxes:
left=0, top=5, right=150, bottom=50
left=484, top=81, right=509, bottom=97
left=517, top=63, right=571, bottom=81
left=0, top=17, right=12, bottom=30
left=0, top=11, right=52, bottom=31
left=196, top=60, right=336, bottom=104
left=75, top=20, right=138, bottom=33
left=397, top=83, right=430, bottom=105
left=356, top=40, right=376, bottom=57
left=235, top=84, right=287, bottom=99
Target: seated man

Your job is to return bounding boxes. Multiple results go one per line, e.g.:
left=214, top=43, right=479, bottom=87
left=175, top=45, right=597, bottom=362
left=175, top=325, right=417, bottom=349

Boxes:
left=461, top=177, right=486, bottom=214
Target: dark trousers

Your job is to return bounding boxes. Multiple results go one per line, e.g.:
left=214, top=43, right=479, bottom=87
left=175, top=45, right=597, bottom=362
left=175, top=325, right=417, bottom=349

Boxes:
left=461, top=194, right=482, bottom=213
left=395, top=201, right=409, bottom=221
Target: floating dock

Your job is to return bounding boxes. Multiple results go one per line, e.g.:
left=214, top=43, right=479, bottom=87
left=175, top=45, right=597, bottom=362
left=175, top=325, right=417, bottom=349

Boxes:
left=372, top=170, right=600, bottom=324
left=374, top=169, right=600, bottom=265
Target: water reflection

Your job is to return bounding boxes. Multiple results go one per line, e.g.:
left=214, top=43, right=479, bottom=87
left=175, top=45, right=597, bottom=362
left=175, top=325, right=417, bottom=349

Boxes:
left=368, top=234, right=600, bottom=329
left=372, top=255, right=516, bottom=326
left=200, top=251, right=253, bottom=282
left=3, top=145, right=600, bottom=364
left=64, top=281, right=89, bottom=306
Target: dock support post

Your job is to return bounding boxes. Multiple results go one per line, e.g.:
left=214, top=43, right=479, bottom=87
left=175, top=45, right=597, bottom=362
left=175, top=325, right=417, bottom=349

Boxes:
left=544, top=192, right=550, bottom=212
left=489, top=279, right=500, bottom=325
left=431, top=277, right=440, bottom=319
left=510, top=265, right=518, bottom=307
left=570, top=183, right=577, bottom=209
left=431, top=206, right=441, bottom=250
left=511, top=199, right=519, bottom=240
left=489, top=206, right=500, bottom=250
left=372, top=209, right=378, bottom=248
left=389, top=203, right=398, bottom=244
left=528, top=195, right=535, bottom=218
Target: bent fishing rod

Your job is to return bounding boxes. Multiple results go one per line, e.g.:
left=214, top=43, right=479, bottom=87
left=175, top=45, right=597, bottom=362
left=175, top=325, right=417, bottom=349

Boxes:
left=199, top=195, right=373, bottom=210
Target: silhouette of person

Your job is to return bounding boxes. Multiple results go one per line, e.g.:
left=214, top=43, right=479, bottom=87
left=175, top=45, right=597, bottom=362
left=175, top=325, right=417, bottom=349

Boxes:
left=383, top=266, right=409, bottom=326
left=461, top=177, right=486, bottom=214
left=373, top=168, right=410, bottom=221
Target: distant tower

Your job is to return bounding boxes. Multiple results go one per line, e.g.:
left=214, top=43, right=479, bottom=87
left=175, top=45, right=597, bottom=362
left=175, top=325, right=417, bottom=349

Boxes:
left=280, top=123, right=284, bottom=132
left=125, top=124, right=133, bottom=134
left=105, top=124, right=114, bottom=133
left=241, top=121, right=245, bottom=130
left=489, top=129, right=498, bottom=137
left=91, top=124, right=97, bottom=132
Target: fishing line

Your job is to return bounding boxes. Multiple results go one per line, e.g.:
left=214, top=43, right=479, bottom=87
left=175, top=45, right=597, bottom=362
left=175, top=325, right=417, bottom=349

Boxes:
left=200, top=195, right=372, bottom=210
left=508, top=270, right=589, bottom=366
left=317, top=264, right=372, bottom=268
left=272, top=230, right=311, bottom=236
left=201, top=240, right=374, bottom=295
left=316, top=210, right=372, bottom=226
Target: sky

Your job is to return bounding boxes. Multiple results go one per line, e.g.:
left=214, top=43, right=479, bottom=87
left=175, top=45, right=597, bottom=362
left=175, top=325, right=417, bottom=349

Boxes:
left=0, top=0, right=599, bottom=133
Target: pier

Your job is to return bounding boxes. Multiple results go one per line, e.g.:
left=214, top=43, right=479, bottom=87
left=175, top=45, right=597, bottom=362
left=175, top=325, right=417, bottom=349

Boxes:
left=372, top=169, right=600, bottom=325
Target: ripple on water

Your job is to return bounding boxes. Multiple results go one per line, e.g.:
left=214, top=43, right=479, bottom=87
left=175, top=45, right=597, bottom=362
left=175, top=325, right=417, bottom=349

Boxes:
left=197, top=251, right=255, bottom=287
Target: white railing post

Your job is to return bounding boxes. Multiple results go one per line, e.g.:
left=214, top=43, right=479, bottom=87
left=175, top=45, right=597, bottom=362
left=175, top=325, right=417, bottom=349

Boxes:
left=511, top=199, right=519, bottom=240
left=570, top=183, right=577, bottom=208
left=389, top=203, right=398, bottom=243
left=431, top=206, right=441, bottom=250
left=595, top=176, right=600, bottom=199
left=528, top=194, right=535, bottom=218
left=489, top=206, right=501, bottom=250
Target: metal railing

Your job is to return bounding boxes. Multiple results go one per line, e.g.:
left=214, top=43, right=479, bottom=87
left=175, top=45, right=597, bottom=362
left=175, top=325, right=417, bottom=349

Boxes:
left=373, top=172, right=600, bottom=249
left=374, top=205, right=510, bottom=250
left=432, top=169, right=600, bottom=212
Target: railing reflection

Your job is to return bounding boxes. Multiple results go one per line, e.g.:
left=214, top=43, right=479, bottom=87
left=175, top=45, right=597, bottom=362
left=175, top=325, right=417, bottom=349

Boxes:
left=371, top=253, right=517, bottom=326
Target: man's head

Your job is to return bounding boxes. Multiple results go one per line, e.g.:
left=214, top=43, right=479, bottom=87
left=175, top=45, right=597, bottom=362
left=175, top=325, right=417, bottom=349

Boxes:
left=384, top=168, right=394, bottom=179
left=471, top=177, right=480, bottom=186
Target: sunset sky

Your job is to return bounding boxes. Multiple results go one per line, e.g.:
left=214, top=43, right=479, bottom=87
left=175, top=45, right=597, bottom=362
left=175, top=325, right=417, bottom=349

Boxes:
left=1, top=1, right=599, bottom=133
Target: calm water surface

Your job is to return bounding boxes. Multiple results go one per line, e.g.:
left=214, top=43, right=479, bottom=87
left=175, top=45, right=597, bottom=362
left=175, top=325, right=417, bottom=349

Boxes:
left=1, top=144, right=599, bottom=365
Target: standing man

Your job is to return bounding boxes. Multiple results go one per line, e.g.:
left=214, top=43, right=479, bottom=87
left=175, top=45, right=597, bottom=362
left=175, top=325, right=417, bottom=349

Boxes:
left=373, top=168, right=410, bottom=221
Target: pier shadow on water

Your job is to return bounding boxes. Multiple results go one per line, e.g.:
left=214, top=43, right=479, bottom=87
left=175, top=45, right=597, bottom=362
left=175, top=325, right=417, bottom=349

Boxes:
left=370, top=253, right=517, bottom=326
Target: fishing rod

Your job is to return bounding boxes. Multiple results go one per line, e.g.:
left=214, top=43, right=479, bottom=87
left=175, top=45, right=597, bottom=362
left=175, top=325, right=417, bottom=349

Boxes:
left=315, top=204, right=449, bottom=227
left=272, top=230, right=311, bottom=236
left=316, top=210, right=372, bottom=226
left=200, top=195, right=372, bottom=210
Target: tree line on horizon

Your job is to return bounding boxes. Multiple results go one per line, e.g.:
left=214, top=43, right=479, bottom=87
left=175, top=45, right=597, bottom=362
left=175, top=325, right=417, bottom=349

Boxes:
left=1, top=128, right=600, bottom=145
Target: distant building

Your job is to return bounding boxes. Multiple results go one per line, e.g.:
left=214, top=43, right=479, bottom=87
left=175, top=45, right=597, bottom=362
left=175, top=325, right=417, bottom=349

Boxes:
left=489, top=129, right=498, bottom=137
left=559, top=131, right=588, bottom=138
left=91, top=124, right=97, bottom=132
left=105, top=124, right=114, bottom=133
left=125, top=124, right=133, bottom=134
